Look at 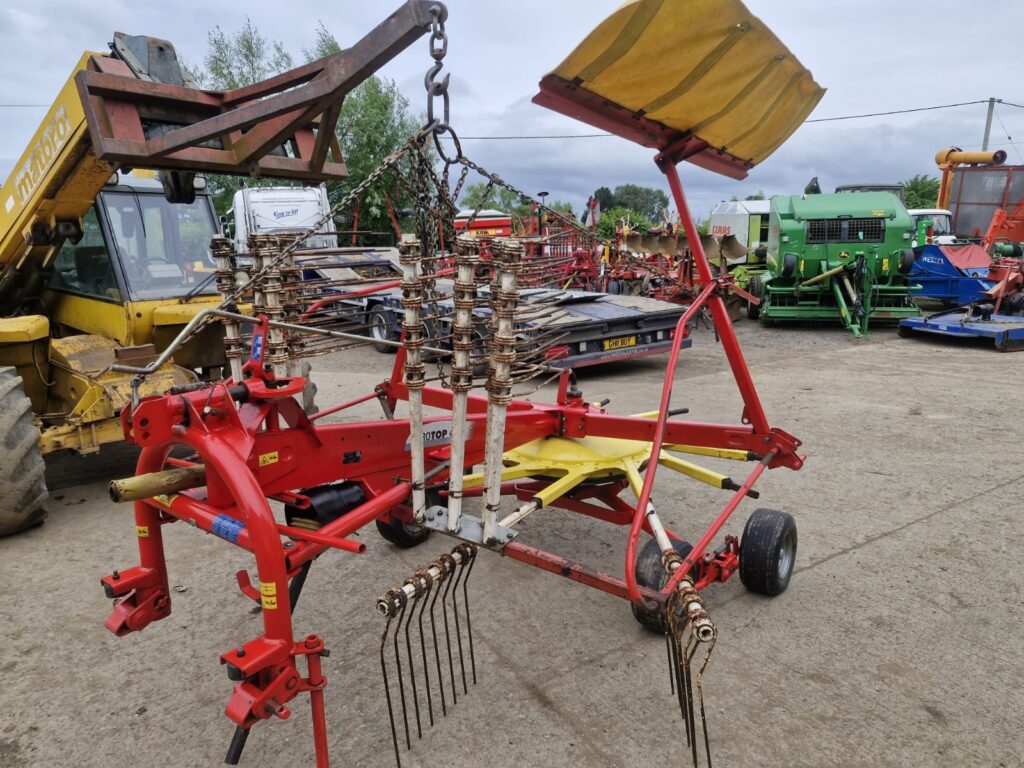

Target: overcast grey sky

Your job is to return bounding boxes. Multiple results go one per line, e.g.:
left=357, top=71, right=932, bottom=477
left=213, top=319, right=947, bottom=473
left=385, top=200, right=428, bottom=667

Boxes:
left=2, top=0, right=1023, bottom=216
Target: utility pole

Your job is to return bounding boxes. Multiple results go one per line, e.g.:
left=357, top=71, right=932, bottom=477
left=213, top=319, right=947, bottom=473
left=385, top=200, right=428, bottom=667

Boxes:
left=982, top=97, right=996, bottom=151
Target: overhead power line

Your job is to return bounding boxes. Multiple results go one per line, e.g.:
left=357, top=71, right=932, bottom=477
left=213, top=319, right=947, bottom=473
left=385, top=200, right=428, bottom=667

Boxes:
left=804, top=99, right=990, bottom=122
left=438, top=99, right=1006, bottom=140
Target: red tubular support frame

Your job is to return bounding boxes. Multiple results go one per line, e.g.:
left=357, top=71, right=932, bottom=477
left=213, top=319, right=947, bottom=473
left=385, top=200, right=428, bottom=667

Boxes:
left=623, top=157, right=787, bottom=605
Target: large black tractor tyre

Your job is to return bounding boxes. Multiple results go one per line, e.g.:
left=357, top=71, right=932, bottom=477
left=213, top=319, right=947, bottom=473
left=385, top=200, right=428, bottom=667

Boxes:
left=631, top=536, right=699, bottom=633
left=0, top=367, right=48, bottom=537
left=368, top=306, right=399, bottom=354
left=746, top=274, right=763, bottom=321
left=739, top=508, right=797, bottom=596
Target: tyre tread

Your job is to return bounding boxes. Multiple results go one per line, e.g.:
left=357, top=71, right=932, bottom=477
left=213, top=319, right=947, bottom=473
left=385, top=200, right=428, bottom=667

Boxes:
left=0, top=367, right=48, bottom=536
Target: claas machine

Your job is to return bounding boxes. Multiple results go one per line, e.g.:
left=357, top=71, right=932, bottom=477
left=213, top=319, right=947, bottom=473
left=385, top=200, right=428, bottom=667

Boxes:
left=750, top=191, right=920, bottom=335
left=0, top=7, right=435, bottom=535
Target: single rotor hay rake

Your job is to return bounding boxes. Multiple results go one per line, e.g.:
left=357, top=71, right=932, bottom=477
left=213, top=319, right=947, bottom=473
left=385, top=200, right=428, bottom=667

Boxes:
left=99, top=1, right=820, bottom=766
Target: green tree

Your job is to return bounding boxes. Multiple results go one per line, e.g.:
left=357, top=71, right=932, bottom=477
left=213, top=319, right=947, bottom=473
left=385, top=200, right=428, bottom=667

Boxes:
left=192, top=21, right=296, bottom=213
left=201, top=19, right=293, bottom=89
left=546, top=200, right=574, bottom=216
left=596, top=206, right=652, bottom=240
left=592, top=186, right=615, bottom=211
left=459, top=182, right=531, bottom=219
left=729, top=190, right=767, bottom=202
left=611, top=184, right=670, bottom=221
left=902, top=174, right=940, bottom=209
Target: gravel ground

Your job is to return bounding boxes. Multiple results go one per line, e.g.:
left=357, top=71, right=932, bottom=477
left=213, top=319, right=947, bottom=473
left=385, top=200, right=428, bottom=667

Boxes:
left=1, top=319, right=1021, bottom=768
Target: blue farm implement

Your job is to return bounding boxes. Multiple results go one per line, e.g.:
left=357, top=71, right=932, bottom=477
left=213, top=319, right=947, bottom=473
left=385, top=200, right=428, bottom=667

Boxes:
left=898, top=305, right=1024, bottom=352
left=910, top=243, right=997, bottom=306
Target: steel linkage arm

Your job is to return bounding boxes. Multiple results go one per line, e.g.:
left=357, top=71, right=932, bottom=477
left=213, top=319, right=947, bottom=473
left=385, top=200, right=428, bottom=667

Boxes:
left=75, top=1, right=445, bottom=180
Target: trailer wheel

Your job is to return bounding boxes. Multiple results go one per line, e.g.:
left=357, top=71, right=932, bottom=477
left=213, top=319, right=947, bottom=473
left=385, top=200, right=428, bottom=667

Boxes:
left=368, top=306, right=398, bottom=354
left=746, top=275, right=763, bottom=320
left=375, top=517, right=432, bottom=548
left=739, top=508, right=797, bottom=596
left=898, top=249, right=915, bottom=275
left=631, top=536, right=698, bottom=633
left=0, top=367, right=49, bottom=537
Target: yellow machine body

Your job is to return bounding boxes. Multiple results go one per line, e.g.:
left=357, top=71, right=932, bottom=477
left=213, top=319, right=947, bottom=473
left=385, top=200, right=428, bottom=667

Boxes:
left=0, top=48, right=230, bottom=457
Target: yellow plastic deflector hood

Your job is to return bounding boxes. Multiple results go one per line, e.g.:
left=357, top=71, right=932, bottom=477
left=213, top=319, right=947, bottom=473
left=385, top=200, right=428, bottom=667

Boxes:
left=533, top=0, right=825, bottom=179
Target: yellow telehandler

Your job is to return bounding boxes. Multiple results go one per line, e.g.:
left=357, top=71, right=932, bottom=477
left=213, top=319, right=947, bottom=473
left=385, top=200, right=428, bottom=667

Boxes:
left=0, top=1, right=443, bottom=534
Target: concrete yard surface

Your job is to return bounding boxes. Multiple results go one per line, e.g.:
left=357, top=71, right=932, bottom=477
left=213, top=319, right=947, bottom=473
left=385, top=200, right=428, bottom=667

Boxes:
left=1, top=323, right=1022, bottom=767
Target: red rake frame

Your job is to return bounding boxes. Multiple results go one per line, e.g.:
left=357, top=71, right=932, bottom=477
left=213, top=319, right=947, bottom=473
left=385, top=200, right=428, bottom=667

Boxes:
left=101, top=50, right=804, bottom=766
left=102, top=203, right=801, bottom=762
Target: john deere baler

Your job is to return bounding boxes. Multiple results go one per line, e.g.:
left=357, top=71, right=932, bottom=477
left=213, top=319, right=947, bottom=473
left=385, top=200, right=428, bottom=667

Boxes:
left=753, top=192, right=920, bottom=336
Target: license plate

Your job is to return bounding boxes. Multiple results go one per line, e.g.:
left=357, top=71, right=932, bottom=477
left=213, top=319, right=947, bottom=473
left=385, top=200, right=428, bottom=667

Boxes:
left=603, top=336, right=637, bottom=351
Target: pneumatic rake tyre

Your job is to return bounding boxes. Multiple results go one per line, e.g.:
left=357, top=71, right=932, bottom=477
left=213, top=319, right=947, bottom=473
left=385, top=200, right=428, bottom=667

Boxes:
left=0, top=367, right=48, bottom=537
left=375, top=517, right=431, bottom=548
left=739, top=508, right=797, bottom=596
left=631, top=536, right=698, bottom=633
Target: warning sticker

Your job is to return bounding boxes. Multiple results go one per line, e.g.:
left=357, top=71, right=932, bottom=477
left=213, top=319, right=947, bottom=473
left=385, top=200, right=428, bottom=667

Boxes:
left=260, top=581, right=278, bottom=610
left=258, top=451, right=279, bottom=467
left=136, top=525, right=149, bottom=538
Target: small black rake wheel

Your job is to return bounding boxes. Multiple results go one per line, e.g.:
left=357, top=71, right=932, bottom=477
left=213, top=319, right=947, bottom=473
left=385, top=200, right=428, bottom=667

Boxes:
left=631, top=536, right=699, bottom=633
left=375, top=517, right=432, bottom=548
left=739, top=508, right=797, bottom=596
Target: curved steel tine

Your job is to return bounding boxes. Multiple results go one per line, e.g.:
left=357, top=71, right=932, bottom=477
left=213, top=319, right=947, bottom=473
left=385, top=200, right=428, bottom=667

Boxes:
left=392, top=596, right=412, bottom=750
left=665, top=630, right=676, bottom=696
left=683, top=631, right=699, bottom=767
left=665, top=594, right=691, bottom=740
left=694, top=637, right=716, bottom=768
left=417, top=576, right=436, bottom=727
left=449, top=548, right=469, bottom=695
left=403, top=582, right=423, bottom=739
left=460, top=546, right=478, bottom=685
left=440, top=556, right=459, bottom=705
left=428, top=566, right=449, bottom=716
left=379, top=597, right=404, bottom=768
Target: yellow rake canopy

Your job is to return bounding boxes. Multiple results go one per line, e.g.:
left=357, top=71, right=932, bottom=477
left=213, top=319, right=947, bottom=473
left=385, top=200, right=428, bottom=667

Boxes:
left=533, top=0, right=825, bottom=178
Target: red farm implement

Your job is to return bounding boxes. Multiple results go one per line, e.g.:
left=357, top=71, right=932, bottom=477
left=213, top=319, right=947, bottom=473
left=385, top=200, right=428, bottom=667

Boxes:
left=100, top=1, right=822, bottom=766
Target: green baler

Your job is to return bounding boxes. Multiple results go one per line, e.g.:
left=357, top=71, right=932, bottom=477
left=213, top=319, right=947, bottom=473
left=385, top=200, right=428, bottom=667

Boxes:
left=752, top=192, right=920, bottom=336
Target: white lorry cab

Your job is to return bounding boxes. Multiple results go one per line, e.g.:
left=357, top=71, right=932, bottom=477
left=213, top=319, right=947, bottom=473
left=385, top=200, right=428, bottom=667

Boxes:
left=230, top=185, right=338, bottom=253
left=907, top=208, right=956, bottom=246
